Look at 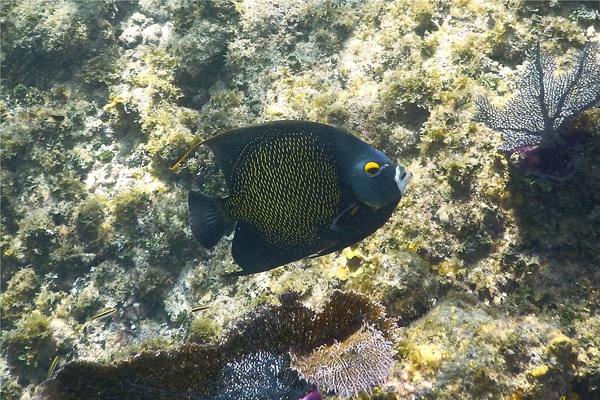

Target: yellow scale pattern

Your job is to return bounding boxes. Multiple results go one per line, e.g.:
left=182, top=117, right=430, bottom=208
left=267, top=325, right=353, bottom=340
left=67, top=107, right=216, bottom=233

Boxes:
left=225, top=131, right=341, bottom=248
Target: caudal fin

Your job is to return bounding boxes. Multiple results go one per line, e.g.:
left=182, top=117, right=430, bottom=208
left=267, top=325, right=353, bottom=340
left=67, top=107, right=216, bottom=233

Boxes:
left=188, top=191, right=229, bottom=248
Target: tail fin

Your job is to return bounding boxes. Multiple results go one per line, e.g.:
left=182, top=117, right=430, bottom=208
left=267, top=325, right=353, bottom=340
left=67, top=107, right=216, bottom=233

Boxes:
left=188, top=191, right=229, bottom=248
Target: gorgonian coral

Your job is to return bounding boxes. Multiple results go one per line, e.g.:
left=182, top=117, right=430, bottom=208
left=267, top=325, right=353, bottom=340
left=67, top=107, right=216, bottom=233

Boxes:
left=474, top=41, right=600, bottom=180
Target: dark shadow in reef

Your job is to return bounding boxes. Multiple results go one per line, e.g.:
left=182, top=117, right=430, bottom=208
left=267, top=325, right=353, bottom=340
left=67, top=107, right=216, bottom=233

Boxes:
left=500, top=119, right=600, bottom=399
left=502, top=119, right=600, bottom=399
left=504, top=112, right=600, bottom=268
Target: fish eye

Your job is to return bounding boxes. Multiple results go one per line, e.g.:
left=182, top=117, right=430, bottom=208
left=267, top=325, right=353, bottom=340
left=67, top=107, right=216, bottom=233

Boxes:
left=364, top=161, right=380, bottom=176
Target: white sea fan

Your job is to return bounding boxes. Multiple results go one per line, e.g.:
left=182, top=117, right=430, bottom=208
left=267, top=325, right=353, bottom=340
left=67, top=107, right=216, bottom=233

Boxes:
left=290, top=323, right=396, bottom=399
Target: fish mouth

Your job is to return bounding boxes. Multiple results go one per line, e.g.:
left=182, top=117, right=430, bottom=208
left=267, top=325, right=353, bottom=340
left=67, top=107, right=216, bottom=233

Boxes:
left=394, top=166, right=412, bottom=195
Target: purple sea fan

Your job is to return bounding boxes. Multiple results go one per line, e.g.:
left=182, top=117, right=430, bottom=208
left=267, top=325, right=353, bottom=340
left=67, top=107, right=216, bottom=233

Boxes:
left=474, top=41, right=600, bottom=180
left=290, top=323, right=396, bottom=399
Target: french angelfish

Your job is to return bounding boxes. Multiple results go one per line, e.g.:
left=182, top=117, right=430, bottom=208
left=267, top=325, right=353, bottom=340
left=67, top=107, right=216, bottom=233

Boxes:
left=185, top=121, right=412, bottom=275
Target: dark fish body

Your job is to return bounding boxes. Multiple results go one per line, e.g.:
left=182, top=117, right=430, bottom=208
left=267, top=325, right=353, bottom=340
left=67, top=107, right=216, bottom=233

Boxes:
left=188, top=121, right=411, bottom=275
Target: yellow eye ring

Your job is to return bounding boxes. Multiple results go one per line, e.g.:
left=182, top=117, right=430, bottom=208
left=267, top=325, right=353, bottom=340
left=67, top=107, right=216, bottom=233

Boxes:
left=364, top=161, right=380, bottom=176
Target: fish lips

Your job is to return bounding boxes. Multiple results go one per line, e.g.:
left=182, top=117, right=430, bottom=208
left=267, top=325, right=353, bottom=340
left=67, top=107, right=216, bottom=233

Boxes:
left=394, top=166, right=412, bottom=195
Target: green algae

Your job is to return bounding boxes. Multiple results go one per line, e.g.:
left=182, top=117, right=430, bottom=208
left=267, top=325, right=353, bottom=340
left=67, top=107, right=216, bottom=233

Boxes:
left=188, top=315, right=224, bottom=343
left=1, top=0, right=599, bottom=399
left=3, top=311, right=55, bottom=369
left=1, top=269, right=40, bottom=321
left=396, top=298, right=579, bottom=399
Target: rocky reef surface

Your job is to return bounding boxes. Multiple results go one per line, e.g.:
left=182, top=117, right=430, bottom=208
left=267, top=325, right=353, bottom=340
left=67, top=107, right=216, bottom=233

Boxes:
left=1, top=0, right=599, bottom=399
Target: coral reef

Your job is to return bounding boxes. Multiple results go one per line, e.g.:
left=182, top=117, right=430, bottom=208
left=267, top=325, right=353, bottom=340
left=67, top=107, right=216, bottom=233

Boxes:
left=2, top=0, right=600, bottom=399
left=474, top=41, right=600, bottom=180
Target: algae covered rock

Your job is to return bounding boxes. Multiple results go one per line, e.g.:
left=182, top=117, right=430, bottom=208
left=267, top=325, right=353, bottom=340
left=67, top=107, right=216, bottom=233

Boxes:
left=396, top=299, right=580, bottom=399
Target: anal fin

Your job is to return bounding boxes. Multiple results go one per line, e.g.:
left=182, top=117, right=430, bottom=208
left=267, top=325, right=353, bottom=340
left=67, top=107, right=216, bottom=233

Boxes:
left=230, top=222, right=307, bottom=275
left=188, top=191, right=230, bottom=248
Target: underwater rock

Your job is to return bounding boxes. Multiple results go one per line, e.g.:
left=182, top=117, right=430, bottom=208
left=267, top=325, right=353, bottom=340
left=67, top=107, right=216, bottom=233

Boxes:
left=396, top=299, right=580, bottom=399
left=119, top=25, right=143, bottom=49
left=474, top=41, right=600, bottom=180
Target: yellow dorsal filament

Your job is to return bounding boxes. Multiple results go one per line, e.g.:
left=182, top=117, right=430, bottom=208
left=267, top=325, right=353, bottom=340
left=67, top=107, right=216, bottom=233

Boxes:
left=170, top=139, right=206, bottom=171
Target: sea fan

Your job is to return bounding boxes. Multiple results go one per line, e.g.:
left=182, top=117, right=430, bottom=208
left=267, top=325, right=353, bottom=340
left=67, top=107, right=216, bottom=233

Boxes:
left=474, top=41, right=600, bottom=179
left=290, top=323, right=396, bottom=398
